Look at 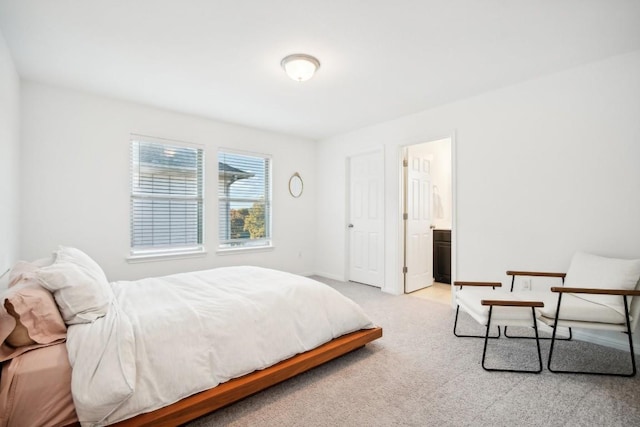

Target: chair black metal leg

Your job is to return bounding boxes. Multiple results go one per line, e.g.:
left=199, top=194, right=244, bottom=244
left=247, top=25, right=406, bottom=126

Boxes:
left=453, top=305, right=500, bottom=338
left=532, top=307, right=543, bottom=373
left=548, top=295, right=636, bottom=377
left=504, top=325, right=572, bottom=341
left=482, top=306, right=543, bottom=373
left=481, top=306, right=493, bottom=369
left=626, top=314, right=637, bottom=377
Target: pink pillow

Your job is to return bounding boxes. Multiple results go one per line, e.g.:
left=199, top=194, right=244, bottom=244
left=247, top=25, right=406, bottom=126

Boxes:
left=4, top=300, right=36, bottom=347
left=1, top=275, right=67, bottom=362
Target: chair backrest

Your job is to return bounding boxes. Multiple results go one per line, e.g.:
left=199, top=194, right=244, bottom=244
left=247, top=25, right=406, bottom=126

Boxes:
left=563, top=252, right=640, bottom=330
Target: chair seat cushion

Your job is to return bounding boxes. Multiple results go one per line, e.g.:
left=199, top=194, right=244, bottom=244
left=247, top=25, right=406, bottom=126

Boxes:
left=456, top=288, right=629, bottom=326
left=527, top=291, right=628, bottom=325
left=456, top=287, right=538, bottom=326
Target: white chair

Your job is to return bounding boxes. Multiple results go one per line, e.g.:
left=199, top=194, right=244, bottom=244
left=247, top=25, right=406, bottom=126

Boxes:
left=454, top=252, right=640, bottom=376
left=454, top=281, right=545, bottom=373
left=538, top=252, right=640, bottom=376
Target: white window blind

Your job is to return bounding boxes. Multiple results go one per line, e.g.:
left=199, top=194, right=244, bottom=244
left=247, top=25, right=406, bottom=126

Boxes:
left=218, top=150, right=271, bottom=249
left=130, top=137, right=204, bottom=255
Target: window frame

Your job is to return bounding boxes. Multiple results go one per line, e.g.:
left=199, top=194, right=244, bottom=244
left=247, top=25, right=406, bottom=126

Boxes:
left=217, top=148, right=273, bottom=252
left=128, top=135, right=206, bottom=261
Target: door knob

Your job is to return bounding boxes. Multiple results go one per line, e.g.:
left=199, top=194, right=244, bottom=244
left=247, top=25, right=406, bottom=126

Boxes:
left=348, top=224, right=354, bottom=228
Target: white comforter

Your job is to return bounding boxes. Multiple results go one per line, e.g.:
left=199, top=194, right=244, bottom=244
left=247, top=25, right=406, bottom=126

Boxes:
left=65, top=266, right=374, bottom=425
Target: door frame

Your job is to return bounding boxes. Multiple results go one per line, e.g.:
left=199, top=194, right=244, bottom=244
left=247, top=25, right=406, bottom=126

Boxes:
left=397, top=135, right=457, bottom=304
left=345, top=147, right=385, bottom=286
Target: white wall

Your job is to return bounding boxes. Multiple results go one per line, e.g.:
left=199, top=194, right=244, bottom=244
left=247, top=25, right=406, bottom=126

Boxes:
left=0, top=29, right=20, bottom=279
left=20, top=82, right=317, bottom=281
left=316, top=50, right=640, bottom=300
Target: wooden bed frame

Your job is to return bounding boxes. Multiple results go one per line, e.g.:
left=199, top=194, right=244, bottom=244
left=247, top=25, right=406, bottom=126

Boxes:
left=108, top=327, right=382, bottom=426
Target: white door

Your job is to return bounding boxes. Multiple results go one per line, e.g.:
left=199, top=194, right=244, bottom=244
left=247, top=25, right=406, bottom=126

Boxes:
left=404, top=146, right=433, bottom=292
left=348, top=150, right=384, bottom=287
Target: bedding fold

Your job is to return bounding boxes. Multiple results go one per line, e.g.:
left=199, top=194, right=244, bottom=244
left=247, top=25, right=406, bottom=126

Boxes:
left=66, top=300, right=136, bottom=425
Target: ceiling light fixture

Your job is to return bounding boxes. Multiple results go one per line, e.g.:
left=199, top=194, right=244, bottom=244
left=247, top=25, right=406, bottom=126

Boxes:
left=281, top=54, right=320, bottom=82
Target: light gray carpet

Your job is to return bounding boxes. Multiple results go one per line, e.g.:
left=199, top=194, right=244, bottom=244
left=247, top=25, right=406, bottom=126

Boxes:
left=187, top=277, right=640, bottom=426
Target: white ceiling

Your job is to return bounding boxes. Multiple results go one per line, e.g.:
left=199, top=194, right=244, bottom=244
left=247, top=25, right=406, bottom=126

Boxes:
left=1, top=1, right=639, bottom=140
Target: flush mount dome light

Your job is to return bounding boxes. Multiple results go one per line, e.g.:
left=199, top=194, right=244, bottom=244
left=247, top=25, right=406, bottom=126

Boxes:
left=281, top=54, right=320, bottom=82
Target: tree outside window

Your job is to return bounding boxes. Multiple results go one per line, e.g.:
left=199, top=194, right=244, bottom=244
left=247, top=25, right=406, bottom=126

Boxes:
left=218, top=151, right=271, bottom=248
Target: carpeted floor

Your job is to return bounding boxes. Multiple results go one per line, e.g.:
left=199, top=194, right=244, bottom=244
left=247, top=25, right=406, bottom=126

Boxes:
left=187, top=277, right=640, bottom=426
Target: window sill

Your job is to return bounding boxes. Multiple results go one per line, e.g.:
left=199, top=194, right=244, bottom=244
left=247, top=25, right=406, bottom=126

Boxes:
left=216, top=245, right=275, bottom=256
left=127, top=249, right=207, bottom=263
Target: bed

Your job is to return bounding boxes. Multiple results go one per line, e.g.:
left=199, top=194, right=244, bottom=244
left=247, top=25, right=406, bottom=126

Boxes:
left=0, top=247, right=382, bottom=426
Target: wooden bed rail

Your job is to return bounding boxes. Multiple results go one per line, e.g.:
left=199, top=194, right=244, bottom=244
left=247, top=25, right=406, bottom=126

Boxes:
left=111, top=327, right=382, bottom=427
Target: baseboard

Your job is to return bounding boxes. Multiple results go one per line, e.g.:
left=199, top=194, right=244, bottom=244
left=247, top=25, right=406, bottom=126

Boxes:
left=310, top=271, right=346, bottom=282
left=529, top=323, right=636, bottom=352
left=298, top=271, right=315, bottom=278
left=537, top=323, right=571, bottom=338
left=572, top=330, right=640, bottom=353
left=382, top=285, right=403, bottom=296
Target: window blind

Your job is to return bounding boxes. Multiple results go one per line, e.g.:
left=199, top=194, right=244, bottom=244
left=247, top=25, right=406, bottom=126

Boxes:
left=218, top=150, right=271, bottom=248
left=130, top=138, right=204, bottom=254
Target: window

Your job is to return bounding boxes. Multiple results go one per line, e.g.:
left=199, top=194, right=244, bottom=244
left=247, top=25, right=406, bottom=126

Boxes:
left=130, top=136, right=204, bottom=257
left=218, top=150, right=271, bottom=249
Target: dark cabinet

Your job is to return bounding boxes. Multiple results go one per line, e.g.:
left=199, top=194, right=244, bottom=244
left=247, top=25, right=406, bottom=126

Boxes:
left=433, top=229, right=451, bottom=284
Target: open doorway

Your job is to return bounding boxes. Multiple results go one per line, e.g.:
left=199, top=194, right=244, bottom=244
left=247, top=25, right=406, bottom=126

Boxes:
left=402, top=137, right=453, bottom=303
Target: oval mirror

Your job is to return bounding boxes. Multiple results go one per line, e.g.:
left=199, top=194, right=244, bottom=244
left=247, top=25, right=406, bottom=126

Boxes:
left=289, top=173, right=303, bottom=198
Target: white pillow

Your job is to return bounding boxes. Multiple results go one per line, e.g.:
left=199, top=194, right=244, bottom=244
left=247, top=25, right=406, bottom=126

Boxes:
left=35, top=247, right=112, bottom=325
left=564, top=252, right=640, bottom=313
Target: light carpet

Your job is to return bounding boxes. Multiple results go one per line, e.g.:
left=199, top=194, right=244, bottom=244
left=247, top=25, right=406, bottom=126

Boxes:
left=187, top=277, right=640, bottom=426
